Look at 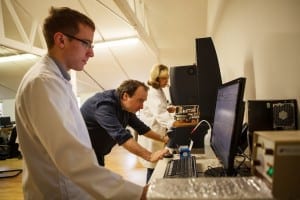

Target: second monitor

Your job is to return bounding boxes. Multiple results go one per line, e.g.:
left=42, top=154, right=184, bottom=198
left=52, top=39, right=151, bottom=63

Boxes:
left=209, top=77, right=246, bottom=176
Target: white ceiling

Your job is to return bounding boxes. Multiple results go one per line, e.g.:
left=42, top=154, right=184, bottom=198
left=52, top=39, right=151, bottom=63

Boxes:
left=0, top=0, right=222, bottom=99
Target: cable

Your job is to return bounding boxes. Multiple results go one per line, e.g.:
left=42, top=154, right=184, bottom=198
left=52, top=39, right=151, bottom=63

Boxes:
left=190, top=120, right=211, bottom=134
left=234, top=153, right=251, bottom=176
left=190, top=120, right=213, bottom=156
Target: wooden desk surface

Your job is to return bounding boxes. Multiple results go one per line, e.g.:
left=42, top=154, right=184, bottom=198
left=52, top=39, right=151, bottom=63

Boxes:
left=172, top=121, right=198, bottom=128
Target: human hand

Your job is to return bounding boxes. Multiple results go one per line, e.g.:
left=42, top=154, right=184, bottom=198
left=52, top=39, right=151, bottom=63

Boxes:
left=149, top=149, right=169, bottom=162
left=161, top=135, right=169, bottom=144
left=167, top=105, right=176, bottom=113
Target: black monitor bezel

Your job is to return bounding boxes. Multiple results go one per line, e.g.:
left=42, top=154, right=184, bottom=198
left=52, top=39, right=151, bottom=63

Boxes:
left=210, top=77, right=246, bottom=176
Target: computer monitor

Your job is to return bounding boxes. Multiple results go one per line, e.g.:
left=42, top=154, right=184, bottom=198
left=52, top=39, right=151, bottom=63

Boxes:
left=210, top=77, right=246, bottom=176
left=0, top=116, right=12, bottom=128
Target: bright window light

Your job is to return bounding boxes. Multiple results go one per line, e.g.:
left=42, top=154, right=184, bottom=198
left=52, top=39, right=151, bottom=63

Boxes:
left=0, top=53, right=38, bottom=63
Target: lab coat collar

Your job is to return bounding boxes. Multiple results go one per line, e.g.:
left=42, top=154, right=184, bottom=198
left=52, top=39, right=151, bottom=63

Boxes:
left=47, top=54, right=71, bottom=81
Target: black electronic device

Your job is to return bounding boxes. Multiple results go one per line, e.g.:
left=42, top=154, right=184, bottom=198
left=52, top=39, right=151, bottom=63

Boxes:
left=248, top=99, right=298, bottom=131
left=169, top=37, right=222, bottom=124
left=168, top=37, right=222, bottom=151
left=196, top=37, right=222, bottom=123
left=237, top=123, right=249, bottom=154
left=169, top=65, right=199, bottom=105
left=166, top=126, right=193, bottom=148
left=163, top=152, right=174, bottom=158
left=166, top=126, right=204, bottom=152
left=247, top=99, right=298, bottom=153
left=210, top=77, right=246, bottom=176
left=0, top=116, right=12, bottom=128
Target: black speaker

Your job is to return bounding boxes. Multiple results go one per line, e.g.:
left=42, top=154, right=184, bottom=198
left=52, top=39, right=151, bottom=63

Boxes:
left=169, top=65, right=199, bottom=105
left=248, top=99, right=298, bottom=132
left=196, top=37, right=222, bottom=123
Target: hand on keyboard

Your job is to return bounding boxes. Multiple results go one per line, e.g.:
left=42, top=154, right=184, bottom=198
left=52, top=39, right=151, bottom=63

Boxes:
left=149, top=149, right=169, bottom=162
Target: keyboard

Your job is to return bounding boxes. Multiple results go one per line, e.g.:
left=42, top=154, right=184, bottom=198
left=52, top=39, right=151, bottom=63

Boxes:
left=163, top=156, right=197, bottom=178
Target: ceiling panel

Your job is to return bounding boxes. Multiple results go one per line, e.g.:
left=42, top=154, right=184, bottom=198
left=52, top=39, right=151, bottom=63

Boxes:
left=0, top=0, right=211, bottom=100
left=83, top=0, right=138, bottom=41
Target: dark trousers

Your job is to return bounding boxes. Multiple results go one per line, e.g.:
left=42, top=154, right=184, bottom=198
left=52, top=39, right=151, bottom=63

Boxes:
left=96, top=154, right=105, bottom=166
left=146, top=168, right=154, bottom=183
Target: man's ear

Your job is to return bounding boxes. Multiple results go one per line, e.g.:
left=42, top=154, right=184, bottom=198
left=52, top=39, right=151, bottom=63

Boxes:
left=122, top=92, right=129, bottom=100
left=59, top=41, right=64, bottom=48
left=59, top=36, right=64, bottom=48
left=54, top=32, right=64, bottom=48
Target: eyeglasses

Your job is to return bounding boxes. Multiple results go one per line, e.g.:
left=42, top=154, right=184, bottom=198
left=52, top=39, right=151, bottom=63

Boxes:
left=62, top=33, right=94, bottom=49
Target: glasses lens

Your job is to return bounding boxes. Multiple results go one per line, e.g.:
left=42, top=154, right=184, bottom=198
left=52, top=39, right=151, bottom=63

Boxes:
left=63, top=33, right=93, bottom=49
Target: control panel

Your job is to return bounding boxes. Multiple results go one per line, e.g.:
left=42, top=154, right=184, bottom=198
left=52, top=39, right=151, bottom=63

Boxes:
left=252, top=130, right=300, bottom=200
left=174, top=105, right=200, bottom=123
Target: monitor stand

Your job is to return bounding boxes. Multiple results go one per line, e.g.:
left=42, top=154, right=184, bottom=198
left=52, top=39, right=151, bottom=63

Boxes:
left=204, top=165, right=251, bottom=177
left=204, top=166, right=227, bottom=177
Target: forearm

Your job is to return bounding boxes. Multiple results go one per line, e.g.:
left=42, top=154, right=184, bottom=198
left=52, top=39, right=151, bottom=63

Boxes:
left=122, top=138, right=152, bottom=161
left=122, top=137, right=168, bottom=162
left=143, top=130, right=168, bottom=143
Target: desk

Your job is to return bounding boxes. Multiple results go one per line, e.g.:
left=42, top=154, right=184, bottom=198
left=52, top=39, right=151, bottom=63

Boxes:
left=147, top=152, right=273, bottom=200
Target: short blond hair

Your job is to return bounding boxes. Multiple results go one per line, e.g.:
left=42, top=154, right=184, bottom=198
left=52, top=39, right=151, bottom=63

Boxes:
left=147, top=64, right=169, bottom=89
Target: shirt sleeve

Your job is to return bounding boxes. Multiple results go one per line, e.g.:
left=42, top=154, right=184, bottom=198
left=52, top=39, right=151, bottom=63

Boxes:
left=128, top=112, right=151, bottom=135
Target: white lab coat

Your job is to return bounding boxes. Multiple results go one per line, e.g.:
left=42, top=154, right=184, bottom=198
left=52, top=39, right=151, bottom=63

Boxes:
left=138, top=87, right=175, bottom=168
left=15, top=55, right=143, bottom=200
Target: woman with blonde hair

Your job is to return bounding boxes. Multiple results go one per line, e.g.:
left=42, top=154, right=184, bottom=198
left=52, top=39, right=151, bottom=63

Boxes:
left=138, top=64, right=176, bottom=183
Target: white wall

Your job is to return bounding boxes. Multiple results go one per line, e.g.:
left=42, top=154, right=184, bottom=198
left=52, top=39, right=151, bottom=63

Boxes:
left=1, top=99, right=15, bottom=121
left=211, top=0, right=300, bottom=124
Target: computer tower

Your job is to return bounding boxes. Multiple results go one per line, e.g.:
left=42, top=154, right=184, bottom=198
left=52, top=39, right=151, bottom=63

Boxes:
left=247, top=99, right=298, bottom=153
left=169, top=37, right=222, bottom=124
left=248, top=99, right=298, bottom=132
left=168, top=37, right=222, bottom=152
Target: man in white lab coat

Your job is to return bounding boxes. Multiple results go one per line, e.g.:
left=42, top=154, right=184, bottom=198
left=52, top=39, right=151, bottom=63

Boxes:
left=15, top=6, right=147, bottom=200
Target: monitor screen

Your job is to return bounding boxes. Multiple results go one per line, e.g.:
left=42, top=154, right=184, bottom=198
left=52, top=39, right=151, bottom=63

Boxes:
left=210, top=77, right=246, bottom=176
